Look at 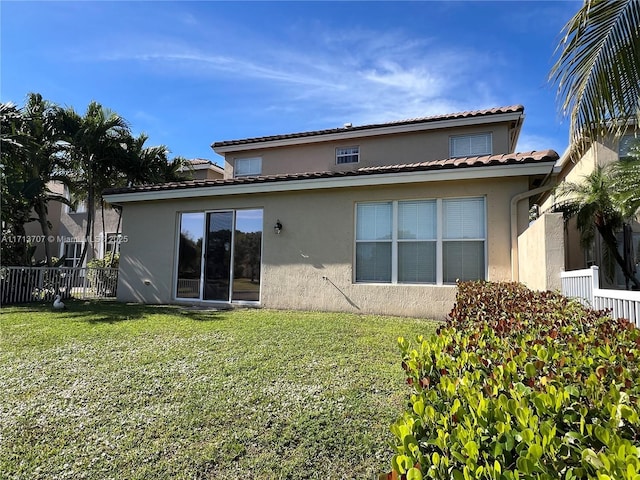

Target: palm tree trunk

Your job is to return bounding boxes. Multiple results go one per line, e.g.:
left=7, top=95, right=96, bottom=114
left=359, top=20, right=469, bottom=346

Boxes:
left=12, top=221, right=29, bottom=265
left=78, top=156, right=95, bottom=267
left=34, top=199, right=53, bottom=267
left=109, top=206, right=123, bottom=268
left=78, top=200, right=92, bottom=267
left=101, top=199, right=106, bottom=259
left=597, top=225, right=640, bottom=289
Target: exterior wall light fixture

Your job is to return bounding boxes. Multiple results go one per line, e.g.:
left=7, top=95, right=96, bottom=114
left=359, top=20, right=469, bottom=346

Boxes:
left=274, top=220, right=283, bottom=235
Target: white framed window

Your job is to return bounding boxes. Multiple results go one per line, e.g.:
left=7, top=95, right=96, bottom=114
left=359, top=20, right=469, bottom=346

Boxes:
left=100, top=232, right=122, bottom=258
left=355, top=202, right=392, bottom=282
left=62, top=242, right=83, bottom=267
left=336, top=146, right=360, bottom=165
left=63, top=185, right=87, bottom=214
left=355, top=197, right=486, bottom=284
left=234, top=157, right=262, bottom=177
left=398, top=200, right=437, bottom=283
left=442, top=198, right=486, bottom=282
left=450, top=133, right=492, bottom=158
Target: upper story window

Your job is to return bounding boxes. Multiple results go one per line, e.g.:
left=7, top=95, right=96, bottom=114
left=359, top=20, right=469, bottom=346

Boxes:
left=336, top=146, right=360, bottom=165
left=234, top=157, right=262, bottom=177
left=450, top=133, right=492, bottom=158
left=63, top=185, right=87, bottom=214
left=619, top=134, right=638, bottom=159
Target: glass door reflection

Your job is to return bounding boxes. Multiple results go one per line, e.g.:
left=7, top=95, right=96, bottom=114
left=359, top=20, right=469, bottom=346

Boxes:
left=204, top=211, right=233, bottom=301
left=232, top=210, right=262, bottom=301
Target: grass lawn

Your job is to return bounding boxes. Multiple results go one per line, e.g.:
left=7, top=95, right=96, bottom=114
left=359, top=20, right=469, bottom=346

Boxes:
left=0, top=301, right=437, bottom=480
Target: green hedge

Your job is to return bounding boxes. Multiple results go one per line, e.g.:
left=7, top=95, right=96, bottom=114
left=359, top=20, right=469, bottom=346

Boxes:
left=390, top=282, right=640, bottom=480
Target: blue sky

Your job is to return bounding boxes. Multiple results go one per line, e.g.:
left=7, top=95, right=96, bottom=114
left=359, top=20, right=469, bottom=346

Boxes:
left=2, top=1, right=579, bottom=166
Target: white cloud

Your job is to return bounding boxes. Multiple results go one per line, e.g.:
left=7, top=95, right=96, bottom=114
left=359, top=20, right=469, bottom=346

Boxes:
left=86, top=25, right=503, bottom=129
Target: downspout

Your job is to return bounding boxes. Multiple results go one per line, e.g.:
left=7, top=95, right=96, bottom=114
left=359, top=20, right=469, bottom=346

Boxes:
left=510, top=183, right=556, bottom=282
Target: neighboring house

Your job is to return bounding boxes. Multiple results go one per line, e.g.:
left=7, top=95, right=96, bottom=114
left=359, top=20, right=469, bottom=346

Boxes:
left=181, top=158, right=225, bottom=180
left=26, top=158, right=223, bottom=266
left=103, top=105, right=562, bottom=319
left=540, top=128, right=640, bottom=289
left=22, top=182, right=128, bottom=266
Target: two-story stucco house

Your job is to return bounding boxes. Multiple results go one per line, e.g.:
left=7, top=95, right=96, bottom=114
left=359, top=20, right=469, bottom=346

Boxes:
left=103, top=105, right=561, bottom=319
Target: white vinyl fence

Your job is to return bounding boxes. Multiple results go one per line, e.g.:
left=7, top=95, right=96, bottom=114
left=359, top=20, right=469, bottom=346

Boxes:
left=561, top=266, right=640, bottom=327
left=1, top=266, right=118, bottom=305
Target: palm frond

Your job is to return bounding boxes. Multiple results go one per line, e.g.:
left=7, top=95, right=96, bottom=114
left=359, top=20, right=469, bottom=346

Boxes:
left=555, top=164, right=624, bottom=248
left=550, top=0, right=640, bottom=145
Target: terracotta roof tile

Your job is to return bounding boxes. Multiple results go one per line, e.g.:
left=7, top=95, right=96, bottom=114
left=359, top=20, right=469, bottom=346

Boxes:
left=212, top=105, right=524, bottom=149
left=103, top=149, right=558, bottom=197
left=188, top=158, right=213, bottom=165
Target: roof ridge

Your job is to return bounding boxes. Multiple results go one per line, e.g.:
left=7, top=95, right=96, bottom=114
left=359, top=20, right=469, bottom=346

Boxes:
left=212, top=105, right=525, bottom=149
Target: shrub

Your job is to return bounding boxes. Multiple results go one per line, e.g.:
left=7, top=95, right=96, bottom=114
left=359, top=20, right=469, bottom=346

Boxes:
left=389, top=281, right=640, bottom=480
left=87, top=252, right=119, bottom=270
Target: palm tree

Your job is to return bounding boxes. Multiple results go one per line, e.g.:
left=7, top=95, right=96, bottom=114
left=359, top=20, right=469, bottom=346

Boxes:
left=103, top=135, right=193, bottom=266
left=551, top=1, right=640, bottom=289
left=118, top=133, right=193, bottom=186
left=1, top=94, right=73, bottom=266
left=162, top=156, right=194, bottom=183
left=550, top=0, right=640, bottom=146
left=63, top=102, right=131, bottom=267
left=557, top=165, right=640, bottom=289
left=1, top=102, right=33, bottom=265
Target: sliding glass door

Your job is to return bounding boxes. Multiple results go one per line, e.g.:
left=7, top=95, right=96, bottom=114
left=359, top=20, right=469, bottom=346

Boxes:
left=204, top=211, right=233, bottom=301
left=176, top=209, right=262, bottom=302
left=176, top=213, right=204, bottom=298
left=232, top=210, right=262, bottom=302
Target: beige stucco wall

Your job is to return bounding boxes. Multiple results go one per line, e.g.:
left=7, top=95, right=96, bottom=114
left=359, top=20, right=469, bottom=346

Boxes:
left=24, top=188, right=63, bottom=263
left=57, top=205, right=121, bottom=261
left=116, top=176, right=532, bottom=320
left=222, top=124, right=513, bottom=178
left=518, top=213, right=565, bottom=291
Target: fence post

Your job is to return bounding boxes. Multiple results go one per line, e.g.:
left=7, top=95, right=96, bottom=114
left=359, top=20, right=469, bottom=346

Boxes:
left=590, top=266, right=599, bottom=303
left=38, top=268, right=44, bottom=300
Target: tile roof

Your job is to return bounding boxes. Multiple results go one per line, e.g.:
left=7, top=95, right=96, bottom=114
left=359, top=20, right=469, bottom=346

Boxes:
left=103, top=149, right=558, bottom=197
left=212, top=105, right=525, bottom=148
left=188, top=158, right=213, bottom=165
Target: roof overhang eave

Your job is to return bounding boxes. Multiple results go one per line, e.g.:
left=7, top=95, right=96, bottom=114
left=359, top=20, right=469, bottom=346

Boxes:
left=103, top=161, right=556, bottom=204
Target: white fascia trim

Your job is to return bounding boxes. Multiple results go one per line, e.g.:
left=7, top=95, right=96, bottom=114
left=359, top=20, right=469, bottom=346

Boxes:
left=212, top=112, right=524, bottom=154
left=103, top=162, right=554, bottom=204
